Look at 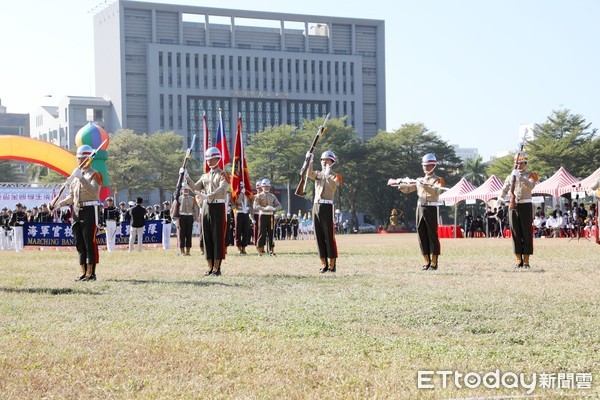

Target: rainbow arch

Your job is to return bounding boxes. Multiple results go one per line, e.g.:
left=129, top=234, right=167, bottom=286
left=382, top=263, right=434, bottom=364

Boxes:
left=0, top=136, right=77, bottom=177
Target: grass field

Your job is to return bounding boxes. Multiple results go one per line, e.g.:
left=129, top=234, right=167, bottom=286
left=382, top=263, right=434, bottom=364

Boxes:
left=0, top=234, right=598, bottom=399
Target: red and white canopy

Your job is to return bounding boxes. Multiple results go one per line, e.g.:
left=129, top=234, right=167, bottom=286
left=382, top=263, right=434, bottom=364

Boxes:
left=533, top=167, right=579, bottom=198
left=440, top=177, right=477, bottom=204
left=457, top=175, right=505, bottom=202
left=563, top=166, right=600, bottom=194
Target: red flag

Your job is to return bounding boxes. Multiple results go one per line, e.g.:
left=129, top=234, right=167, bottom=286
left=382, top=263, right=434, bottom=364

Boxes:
left=231, top=115, right=252, bottom=203
left=202, top=113, right=210, bottom=173
left=215, top=110, right=231, bottom=169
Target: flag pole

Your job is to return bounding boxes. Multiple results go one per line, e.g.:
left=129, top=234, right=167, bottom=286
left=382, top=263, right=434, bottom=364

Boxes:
left=219, top=108, right=225, bottom=170
left=202, top=111, right=208, bottom=173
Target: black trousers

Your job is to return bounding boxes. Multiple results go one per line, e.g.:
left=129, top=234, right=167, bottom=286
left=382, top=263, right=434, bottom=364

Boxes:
left=73, top=205, right=99, bottom=265
left=235, top=212, right=251, bottom=247
left=257, top=214, right=275, bottom=250
left=416, top=206, right=440, bottom=255
left=202, top=203, right=226, bottom=260
left=312, top=203, right=338, bottom=259
left=509, top=203, right=534, bottom=255
left=179, top=215, right=194, bottom=249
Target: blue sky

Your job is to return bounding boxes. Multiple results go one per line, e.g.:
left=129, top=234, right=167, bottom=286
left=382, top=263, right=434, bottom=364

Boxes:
left=1, top=0, right=598, bottom=160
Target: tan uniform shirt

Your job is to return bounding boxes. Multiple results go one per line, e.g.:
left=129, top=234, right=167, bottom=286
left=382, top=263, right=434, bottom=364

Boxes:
left=253, top=192, right=282, bottom=215
left=399, top=173, right=442, bottom=204
left=234, top=193, right=252, bottom=214
left=500, top=171, right=537, bottom=203
left=307, top=162, right=340, bottom=203
left=178, top=194, right=198, bottom=216
left=58, top=167, right=102, bottom=213
left=187, top=168, right=229, bottom=203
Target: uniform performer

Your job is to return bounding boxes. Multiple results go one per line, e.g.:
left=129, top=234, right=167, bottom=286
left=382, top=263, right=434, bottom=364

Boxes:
left=253, top=179, right=282, bottom=256
left=10, top=203, right=27, bottom=252
left=306, top=150, right=341, bottom=272
left=498, top=152, right=538, bottom=268
left=129, top=197, right=147, bottom=253
left=252, top=180, right=262, bottom=246
left=234, top=191, right=252, bottom=255
left=396, top=153, right=444, bottom=271
left=176, top=182, right=198, bottom=256
left=1, top=207, right=12, bottom=250
left=36, top=204, right=53, bottom=223
left=102, top=197, right=120, bottom=252
left=185, top=147, right=229, bottom=275
left=51, top=145, right=102, bottom=281
left=159, top=201, right=172, bottom=250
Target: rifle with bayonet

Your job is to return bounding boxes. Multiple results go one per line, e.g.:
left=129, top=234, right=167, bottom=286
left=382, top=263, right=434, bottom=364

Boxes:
left=295, top=113, right=330, bottom=197
left=171, top=134, right=197, bottom=219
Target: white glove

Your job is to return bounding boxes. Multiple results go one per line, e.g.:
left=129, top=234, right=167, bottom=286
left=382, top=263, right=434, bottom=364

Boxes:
left=179, top=167, right=187, bottom=175
left=195, top=193, right=207, bottom=202
left=306, top=151, right=313, bottom=159
left=511, top=169, right=521, bottom=179
left=71, top=168, right=83, bottom=179
left=19, top=221, right=25, bottom=225
left=416, top=180, right=423, bottom=187
left=242, top=206, right=249, bottom=213
left=264, top=205, right=274, bottom=211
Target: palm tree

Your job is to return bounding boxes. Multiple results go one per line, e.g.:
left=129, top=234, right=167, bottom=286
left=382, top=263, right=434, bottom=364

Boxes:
left=461, top=156, right=487, bottom=186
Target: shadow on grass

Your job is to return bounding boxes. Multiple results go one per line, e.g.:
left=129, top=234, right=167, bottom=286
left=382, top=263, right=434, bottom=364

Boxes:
left=503, top=268, right=547, bottom=273
left=106, top=278, right=239, bottom=287
left=0, top=287, right=103, bottom=295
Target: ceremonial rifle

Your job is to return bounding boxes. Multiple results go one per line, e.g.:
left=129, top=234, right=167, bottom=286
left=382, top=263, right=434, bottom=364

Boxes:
left=387, top=177, right=449, bottom=191
left=295, top=113, right=330, bottom=197
left=509, top=131, right=529, bottom=210
left=171, top=134, right=197, bottom=219
left=49, top=139, right=107, bottom=210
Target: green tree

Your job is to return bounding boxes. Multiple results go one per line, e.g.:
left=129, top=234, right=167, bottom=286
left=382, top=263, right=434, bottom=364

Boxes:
left=146, top=131, right=186, bottom=203
left=528, top=108, right=598, bottom=177
left=246, top=124, right=311, bottom=212
left=0, top=160, right=23, bottom=182
left=461, top=156, right=487, bottom=186
left=107, top=130, right=153, bottom=194
left=485, top=154, right=514, bottom=179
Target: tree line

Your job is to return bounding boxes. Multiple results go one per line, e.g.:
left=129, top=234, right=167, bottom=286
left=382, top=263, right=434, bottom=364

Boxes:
left=2, top=108, right=597, bottom=227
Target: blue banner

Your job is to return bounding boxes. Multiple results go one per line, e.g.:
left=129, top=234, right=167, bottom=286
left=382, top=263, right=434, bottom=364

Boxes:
left=23, top=221, right=163, bottom=247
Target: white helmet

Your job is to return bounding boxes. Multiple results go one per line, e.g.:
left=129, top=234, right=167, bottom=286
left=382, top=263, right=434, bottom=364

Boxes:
left=287, top=213, right=291, bottom=217
left=261, top=178, right=271, bottom=187
left=421, top=153, right=438, bottom=166
left=321, top=150, right=337, bottom=163
left=205, top=147, right=221, bottom=160
left=182, top=181, right=190, bottom=190
left=255, top=180, right=262, bottom=189
left=76, top=144, right=93, bottom=158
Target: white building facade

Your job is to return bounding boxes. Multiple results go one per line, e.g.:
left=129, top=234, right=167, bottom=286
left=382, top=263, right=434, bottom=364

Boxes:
left=94, top=0, right=386, bottom=152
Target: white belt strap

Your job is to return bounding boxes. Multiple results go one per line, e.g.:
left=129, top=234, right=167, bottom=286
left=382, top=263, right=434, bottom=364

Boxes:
left=418, top=201, right=444, bottom=206
left=179, top=212, right=193, bottom=216
left=518, top=199, right=533, bottom=204
left=79, top=201, right=98, bottom=207
left=317, top=199, right=334, bottom=204
left=209, top=199, right=226, bottom=204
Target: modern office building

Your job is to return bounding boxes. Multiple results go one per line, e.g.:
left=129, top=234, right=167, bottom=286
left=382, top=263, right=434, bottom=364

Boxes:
left=31, top=96, right=112, bottom=149
left=94, top=0, right=385, bottom=154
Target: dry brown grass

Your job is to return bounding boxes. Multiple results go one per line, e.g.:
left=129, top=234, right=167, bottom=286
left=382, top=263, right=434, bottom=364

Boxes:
left=0, top=234, right=598, bottom=399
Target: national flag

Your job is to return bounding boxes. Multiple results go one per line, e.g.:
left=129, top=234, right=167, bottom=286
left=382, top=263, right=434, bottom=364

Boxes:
left=202, top=112, right=211, bottom=173
left=214, top=110, right=231, bottom=169
left=231, top=114, right=252, bottom=203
